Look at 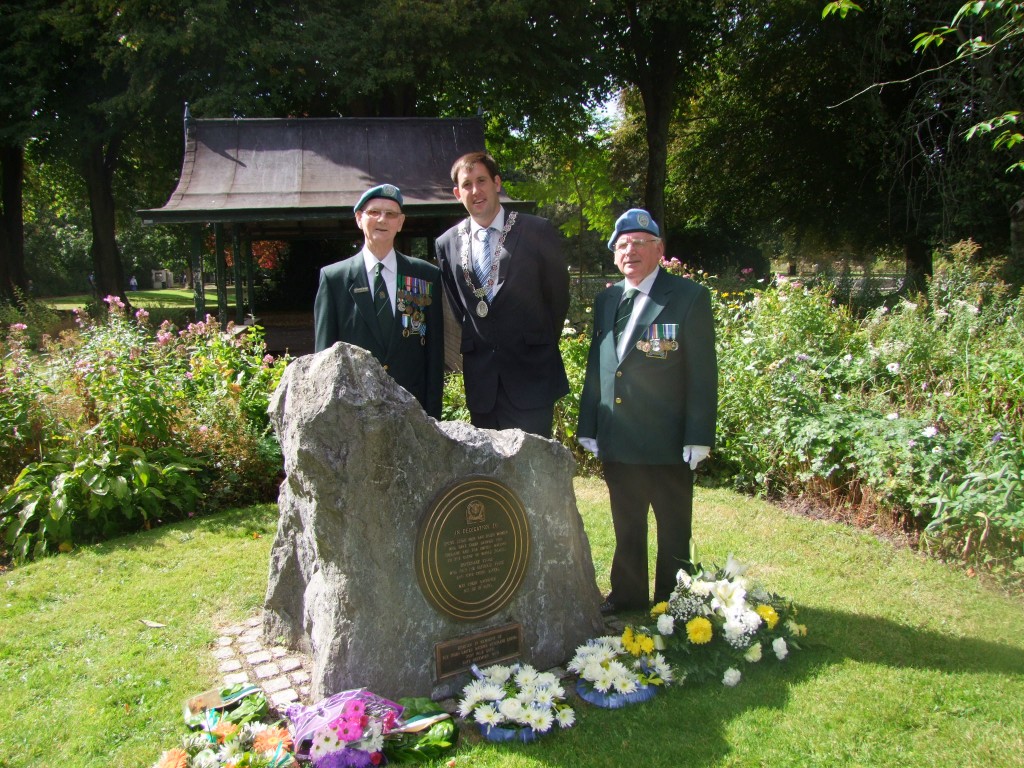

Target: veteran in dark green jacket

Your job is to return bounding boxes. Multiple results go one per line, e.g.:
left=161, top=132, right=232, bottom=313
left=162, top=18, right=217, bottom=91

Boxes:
left=578, top=208, right=718, bottom=614
left=314, top=184, right=444, bottom=418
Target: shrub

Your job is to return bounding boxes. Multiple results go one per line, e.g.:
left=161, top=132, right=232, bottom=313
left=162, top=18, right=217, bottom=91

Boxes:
left=0, top=298, right=289, bottom=563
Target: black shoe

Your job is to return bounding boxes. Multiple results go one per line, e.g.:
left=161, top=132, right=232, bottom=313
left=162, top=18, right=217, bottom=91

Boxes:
left=599, top=598, right=617, bottom=616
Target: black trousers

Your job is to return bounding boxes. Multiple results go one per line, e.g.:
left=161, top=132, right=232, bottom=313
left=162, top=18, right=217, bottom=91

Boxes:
left=470, top=380, right=555, bottom=439
left=603, top=461, right=694, bottom=609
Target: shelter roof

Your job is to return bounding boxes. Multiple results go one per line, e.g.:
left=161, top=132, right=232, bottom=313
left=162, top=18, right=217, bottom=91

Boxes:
left=140, top=116, right=525, bottom=232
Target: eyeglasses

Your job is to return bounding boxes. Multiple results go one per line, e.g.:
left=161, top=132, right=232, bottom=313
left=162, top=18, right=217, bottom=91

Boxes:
left=614, top=238, right=659, bottom=252
left=362, top=209, right=402, bottom=221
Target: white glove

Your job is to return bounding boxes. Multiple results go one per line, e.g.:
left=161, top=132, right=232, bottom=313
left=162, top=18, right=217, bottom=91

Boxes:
left=683, top=445, right=710, bottom=470
left=578, top=437, right=599, bottom=458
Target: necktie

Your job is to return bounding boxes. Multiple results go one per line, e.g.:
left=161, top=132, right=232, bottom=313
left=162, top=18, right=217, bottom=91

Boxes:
left=373, top=263, right=392, bottom=335
left=475, top=227, right=494, bottom=300
left=614, top=288, right=638, bottom=345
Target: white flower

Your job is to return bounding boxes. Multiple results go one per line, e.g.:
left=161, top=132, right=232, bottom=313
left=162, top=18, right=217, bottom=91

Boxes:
left=887, top=362, right=901, bottom=374
left=886, top=412, right=899, bottom=420
left=481, top=682, right=505, bottom=702
left=555, top=707, right=576, bottom=728
left=514, top=665, right=539, bottom=688
left=648, top=653, right=675, bottom=684
left=744, top=642, right=763, bottom=662
left=773, top=637, right=789, bottom=660
left=483, top=664, right=513, bottom=684
left=723, top=553, right=750, bottom=579
left=657, top=613, right=675, bottom=635
left=710, top=579, right=747, bottom=614
left=691, top=578, right=714, bottom=597
left=362, top=722, right=385, bottom=753
left=474, top=704, right=502, bottom=726
left=498, top=697, right=526, bottom=723
left=613, top=673, right=638, bottom=694
left=591, top=666, right=616, bottom=693
left=523, top=706, right=554, bottom=733
left=675, top=569, right=693, bottom=589
left=723, top=668, right=742, bottom=687
left=723, top=615, right=748, bottom=647
left=531, top=687, right=555, bottom=707
left=922, top=425, right=938, bottom=438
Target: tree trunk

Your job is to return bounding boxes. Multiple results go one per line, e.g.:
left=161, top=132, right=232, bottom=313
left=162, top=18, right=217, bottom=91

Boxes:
left=0, top=144, right=27, bottom=303
left=82, top=139, right=127, bottom=307
left=1011, top=197, right=1024, bottom=274
left=641, top=92, right=670, bottom=238
left=903, top=234, right=932, bottom=295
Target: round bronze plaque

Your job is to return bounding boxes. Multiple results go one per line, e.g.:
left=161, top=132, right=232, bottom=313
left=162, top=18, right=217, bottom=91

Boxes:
left=416, top=477, right=531, bottom=621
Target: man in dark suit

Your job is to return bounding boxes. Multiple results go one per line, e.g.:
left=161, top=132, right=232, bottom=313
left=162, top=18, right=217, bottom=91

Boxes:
left=435, top=151, right=570, bottom=438
left=314, top=183, right=444, bottom=418
left=577, top=208, right=718, bottom=614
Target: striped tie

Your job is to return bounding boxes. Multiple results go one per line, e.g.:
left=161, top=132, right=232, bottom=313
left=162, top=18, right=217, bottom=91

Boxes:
left=373, top=263, right=392, bottom=334
left=475, top=227, right=494, bottom=300
left=614, top=288, right=638, bottom=345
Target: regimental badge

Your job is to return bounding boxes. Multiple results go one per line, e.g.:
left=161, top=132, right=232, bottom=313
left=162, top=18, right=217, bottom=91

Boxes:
left=466, top=499, right=486, bottom=524
left=637, top=212, right=651, bottom=228
left=635, top=324, right=679, bottom=358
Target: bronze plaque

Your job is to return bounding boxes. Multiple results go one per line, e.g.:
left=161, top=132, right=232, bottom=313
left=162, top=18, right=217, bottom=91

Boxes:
left=416, top=476, right=530, bottom=621
left=434, top=623, right=523, bottom=680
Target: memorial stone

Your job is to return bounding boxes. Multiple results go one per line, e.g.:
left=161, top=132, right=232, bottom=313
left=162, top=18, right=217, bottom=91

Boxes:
left=263, top=342, right=605, bottom=700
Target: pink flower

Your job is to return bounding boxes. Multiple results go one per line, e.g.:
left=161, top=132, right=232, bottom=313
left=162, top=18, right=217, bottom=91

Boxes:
left=343, top=699, right=367, bottom=718
left=336, top=718, right=362, bottom=742
left=10, top=322, right=27, bottom=331
left=135, top=308, right=150, bottom=322
left=262, top=354, right=275, bottom=365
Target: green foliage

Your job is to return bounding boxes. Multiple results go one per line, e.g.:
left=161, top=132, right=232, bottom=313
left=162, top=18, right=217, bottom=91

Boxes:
left=555, top=333, right=601, bottom=476
left=0, top=297, right=289, bottom=563
left=708, top=245, right=1024, bottom=572
left=1, top=446, right=202, bottom=561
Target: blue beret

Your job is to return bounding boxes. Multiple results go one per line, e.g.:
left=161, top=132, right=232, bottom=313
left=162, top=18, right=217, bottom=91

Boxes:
left=354, top=183, right=404, bottom=213
left=607, top=208, right=660, bottom=251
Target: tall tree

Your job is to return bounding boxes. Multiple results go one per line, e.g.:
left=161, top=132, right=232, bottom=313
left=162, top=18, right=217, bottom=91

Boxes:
left=593, top=1, right=724, bottom=230
left=664, top=0, right=1019, bottom=287
left=0, top=0, right=56, bottom=302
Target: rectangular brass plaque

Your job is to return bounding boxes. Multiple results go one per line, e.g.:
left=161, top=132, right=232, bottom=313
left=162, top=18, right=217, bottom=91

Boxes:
left=434, top=623, right=523, bottom=680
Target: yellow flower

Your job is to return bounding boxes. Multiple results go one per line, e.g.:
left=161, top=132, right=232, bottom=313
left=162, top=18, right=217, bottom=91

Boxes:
left=639, top=634, right=655, bottom=654
left=650, top=601, right=669, bottom=617
left=756, top=604, right=780, bottom=629
left=686, top=616, right=713, bottom=645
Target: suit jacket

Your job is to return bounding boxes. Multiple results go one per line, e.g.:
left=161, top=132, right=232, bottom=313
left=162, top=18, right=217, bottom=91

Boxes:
left=436, top=211, right=570, bottom=414
left=313, top=251, right=444, bottom=418
left=577, top=269, right=717, bottom=464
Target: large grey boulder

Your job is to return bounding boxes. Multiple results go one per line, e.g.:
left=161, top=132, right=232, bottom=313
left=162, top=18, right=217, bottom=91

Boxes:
left=263, top=342, right=604, bottom=700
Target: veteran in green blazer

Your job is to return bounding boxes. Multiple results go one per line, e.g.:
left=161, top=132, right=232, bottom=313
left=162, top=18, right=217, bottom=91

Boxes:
left=314, top=184, right=444, bottom=418
left=578, top=208, right=718, bottom=614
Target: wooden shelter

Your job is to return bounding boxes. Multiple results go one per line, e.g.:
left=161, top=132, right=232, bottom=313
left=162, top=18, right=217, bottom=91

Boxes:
left=140, top=109, right=530, bottom=354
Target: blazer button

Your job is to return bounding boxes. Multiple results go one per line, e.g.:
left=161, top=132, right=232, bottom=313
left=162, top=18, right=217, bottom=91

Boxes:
left=615, top=397, right=622, bottom=404
left=615, top=370, right=623, bottom=377
left=383, top=364, right=390, bottom=371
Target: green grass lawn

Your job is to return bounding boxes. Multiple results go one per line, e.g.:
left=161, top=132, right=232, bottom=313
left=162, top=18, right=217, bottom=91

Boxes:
left=41, top=288, right=228, bottom=312
left=1, top=479, right=1022, bottom=768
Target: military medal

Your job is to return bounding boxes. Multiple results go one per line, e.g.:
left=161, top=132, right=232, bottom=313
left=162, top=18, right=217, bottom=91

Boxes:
left=459, top=212, right=517, bottom=318
left=637, top=324, right=679, bottom=358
